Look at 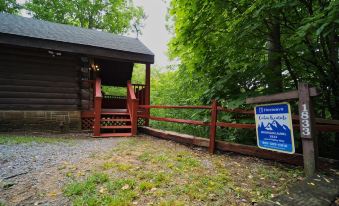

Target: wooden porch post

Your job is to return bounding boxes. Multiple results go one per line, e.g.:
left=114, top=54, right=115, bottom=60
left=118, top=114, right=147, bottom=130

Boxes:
left=145, top=63, right=151, bottom=126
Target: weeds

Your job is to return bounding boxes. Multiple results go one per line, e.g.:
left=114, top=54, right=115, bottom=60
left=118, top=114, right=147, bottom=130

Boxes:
left=63, top=137, right=303, bottom=205
left=0, top=136, right=73, bottom=145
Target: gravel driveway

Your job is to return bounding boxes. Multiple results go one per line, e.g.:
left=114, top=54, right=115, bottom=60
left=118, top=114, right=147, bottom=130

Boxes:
left=0, top=133, right=126, bottom=206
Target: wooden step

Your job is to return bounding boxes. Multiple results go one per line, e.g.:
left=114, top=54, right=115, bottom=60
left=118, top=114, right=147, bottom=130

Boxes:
left=96, top=133, right=133, bottom=137
left=100, top=118, right=131, bottom=122
left=100, top=125, right=132, bottom=129
left=101, top=112, right=129, bottom=115
left=102, top=109, right=128, bottom=113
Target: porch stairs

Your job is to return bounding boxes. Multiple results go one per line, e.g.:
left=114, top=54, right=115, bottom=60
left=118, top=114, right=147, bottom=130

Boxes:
left=93, top=78, right=138, bottom=138
left=98, top=109, right=132, bottom=137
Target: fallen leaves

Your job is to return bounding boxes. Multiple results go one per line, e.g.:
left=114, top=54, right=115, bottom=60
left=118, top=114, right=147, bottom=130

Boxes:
left=122, top=184, right=130, bottom=190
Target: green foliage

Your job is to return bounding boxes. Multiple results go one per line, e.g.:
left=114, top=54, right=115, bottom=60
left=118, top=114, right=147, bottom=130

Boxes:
left=0, top=136, right=73, bottom=144
left=148, top=0, right=339, bottom=157
left=64, top=173, right=136, bottom=206
left=24, top=0, right=145, bottom=35
left=139, top=181, right=155, bottom=191
left=0, top=0, right=20, bottom=14
left=167, top=0, right=339, bottom=119
left=131, top=64, right=146, bottom=84
left=101, top=86, right=126, bottom=96
left=63, top=138, right=302, bottom=205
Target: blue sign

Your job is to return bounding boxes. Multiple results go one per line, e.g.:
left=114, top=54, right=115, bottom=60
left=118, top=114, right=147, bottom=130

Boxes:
left=255, top=103, right=295, bottom=154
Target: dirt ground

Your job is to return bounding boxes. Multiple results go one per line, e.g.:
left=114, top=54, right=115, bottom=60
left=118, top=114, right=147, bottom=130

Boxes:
left=0, top=132, right=126, bottom=206
left=0, top=133, right=304, bottom=206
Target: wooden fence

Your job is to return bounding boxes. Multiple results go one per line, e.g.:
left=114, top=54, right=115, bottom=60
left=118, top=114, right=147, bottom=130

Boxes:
left=138, top=101, right=339, bottom=168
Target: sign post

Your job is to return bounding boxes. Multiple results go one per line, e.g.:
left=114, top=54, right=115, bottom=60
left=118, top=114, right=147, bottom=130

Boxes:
left=298, top=83, right=318, bottom=177
left=255, top=103, right=295, bottom=154
left=246, top=83, right=319, bottom=177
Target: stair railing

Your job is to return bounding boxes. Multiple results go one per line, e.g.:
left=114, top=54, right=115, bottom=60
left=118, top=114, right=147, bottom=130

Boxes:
left=132, top=84, right=146, bottom=105
left=94, top=77, right=102, bottom=136
left=127, top=80, right=138, bottom=135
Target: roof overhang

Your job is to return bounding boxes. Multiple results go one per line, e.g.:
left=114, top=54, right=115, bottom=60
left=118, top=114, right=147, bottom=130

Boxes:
left=0, top=33, right=154, bottom=64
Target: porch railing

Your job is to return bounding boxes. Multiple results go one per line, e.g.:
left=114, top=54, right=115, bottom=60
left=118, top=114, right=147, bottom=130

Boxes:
left=127, top=81, right=139, bottom=135
left=102, top=95, right=126, bottom=109
left=132, top=84, right=146, bottom=105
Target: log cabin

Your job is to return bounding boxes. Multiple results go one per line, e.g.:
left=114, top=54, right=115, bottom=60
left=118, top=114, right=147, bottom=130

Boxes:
left=0, top=13, right=154, bottom=137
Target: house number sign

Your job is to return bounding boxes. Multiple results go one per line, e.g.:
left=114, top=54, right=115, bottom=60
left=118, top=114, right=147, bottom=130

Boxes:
left=301, top=104, right=311, bottom=136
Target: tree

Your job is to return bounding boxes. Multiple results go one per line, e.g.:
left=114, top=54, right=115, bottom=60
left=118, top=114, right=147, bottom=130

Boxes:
left=168, top=0, right=338, bottom=117
left=167, top=0, right=339, bottom=157
left=25, top=0, right=145, bottom=35
left=0, top=0, right=20, bottom=14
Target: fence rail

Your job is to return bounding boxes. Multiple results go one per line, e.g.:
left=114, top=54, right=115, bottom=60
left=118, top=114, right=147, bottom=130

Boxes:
left=138, top=101, right=339, bottom=169
left=138, top=104, right=339, bottom=132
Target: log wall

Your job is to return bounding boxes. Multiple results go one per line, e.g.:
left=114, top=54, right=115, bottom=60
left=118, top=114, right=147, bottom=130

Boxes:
left=0, top=45, right=81, bottom=110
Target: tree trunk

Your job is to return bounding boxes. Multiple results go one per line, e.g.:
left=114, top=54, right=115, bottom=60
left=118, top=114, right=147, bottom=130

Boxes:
left=265, top=19, right=283, bottom=94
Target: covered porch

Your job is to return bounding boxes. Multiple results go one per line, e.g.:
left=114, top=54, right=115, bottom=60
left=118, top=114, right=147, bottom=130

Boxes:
left=80, top=59, right=152, bottom=137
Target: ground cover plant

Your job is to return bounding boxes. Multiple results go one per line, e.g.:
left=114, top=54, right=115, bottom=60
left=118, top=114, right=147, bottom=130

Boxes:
left=0, top=135, right=74, bottom=145
left=63, top=136, right=303, bottom=206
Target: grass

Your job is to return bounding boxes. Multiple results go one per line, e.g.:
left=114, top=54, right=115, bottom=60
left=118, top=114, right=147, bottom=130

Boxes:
left=0, top=135, right=73, bottom=145
left=63, top=136, right=303, bottom=206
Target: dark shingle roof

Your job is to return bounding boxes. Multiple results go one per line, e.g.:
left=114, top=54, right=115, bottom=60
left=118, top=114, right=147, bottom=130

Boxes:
left=0, top=13, right=154, bottom=56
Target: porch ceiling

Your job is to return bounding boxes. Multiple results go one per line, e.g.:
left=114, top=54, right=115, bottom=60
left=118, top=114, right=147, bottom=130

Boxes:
left=97, top=59, right=134, bottom=87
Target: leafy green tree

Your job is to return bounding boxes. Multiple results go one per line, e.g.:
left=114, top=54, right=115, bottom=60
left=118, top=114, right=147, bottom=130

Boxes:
left=166, top=0, right=338, bottom=156
left=168, top=0, right=338, bottom=117
left=25, top=0, right=145, bottom=35
left=0, top=0, right=20, bottom=14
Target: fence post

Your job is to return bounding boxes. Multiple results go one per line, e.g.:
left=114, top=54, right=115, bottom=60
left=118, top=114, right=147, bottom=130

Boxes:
left=298, top=83, right=318, bottom=177
left=209, top=99, right=217, bottom=154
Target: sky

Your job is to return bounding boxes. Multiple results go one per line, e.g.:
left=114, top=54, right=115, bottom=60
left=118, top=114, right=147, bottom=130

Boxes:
left=17, top=0, right=172, bottom=67
left=132, top=0, right=172, bottom=68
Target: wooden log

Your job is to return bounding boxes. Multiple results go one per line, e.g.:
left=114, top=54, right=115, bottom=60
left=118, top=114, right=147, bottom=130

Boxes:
left=217, top=107, right=254, bottom=114
left=0, top=78, right=78, bottom=88
left=81, top=89, right=90, bottom=99
left=0, top=54, right=77, bottom=67
left=315, top=124, right=339, bottom=132
left=246, top=87, right=319, bottom=104
left=139, top=115, right=210, bottom=126
left=81, top=100, right=91, bottom=110
left=0, top=64, right=78, bottom=76
left=0, top=85, right=79, bottom=93
left=0, top=98, right=79, bottom=105
left=216, top=122, right=256, bottom=129
left=0, top=104, right=78, bottom=110
left=139, top=126, right=338, bottom=168
left=0, top=72, right=78, bottom=82
left=314, top=118, right=339, bottom=126
left=0, top=91, right=78, bottom=99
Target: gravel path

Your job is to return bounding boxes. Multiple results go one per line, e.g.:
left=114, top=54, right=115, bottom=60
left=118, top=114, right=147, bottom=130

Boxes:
left=0, top=135, right=126, bottom=206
